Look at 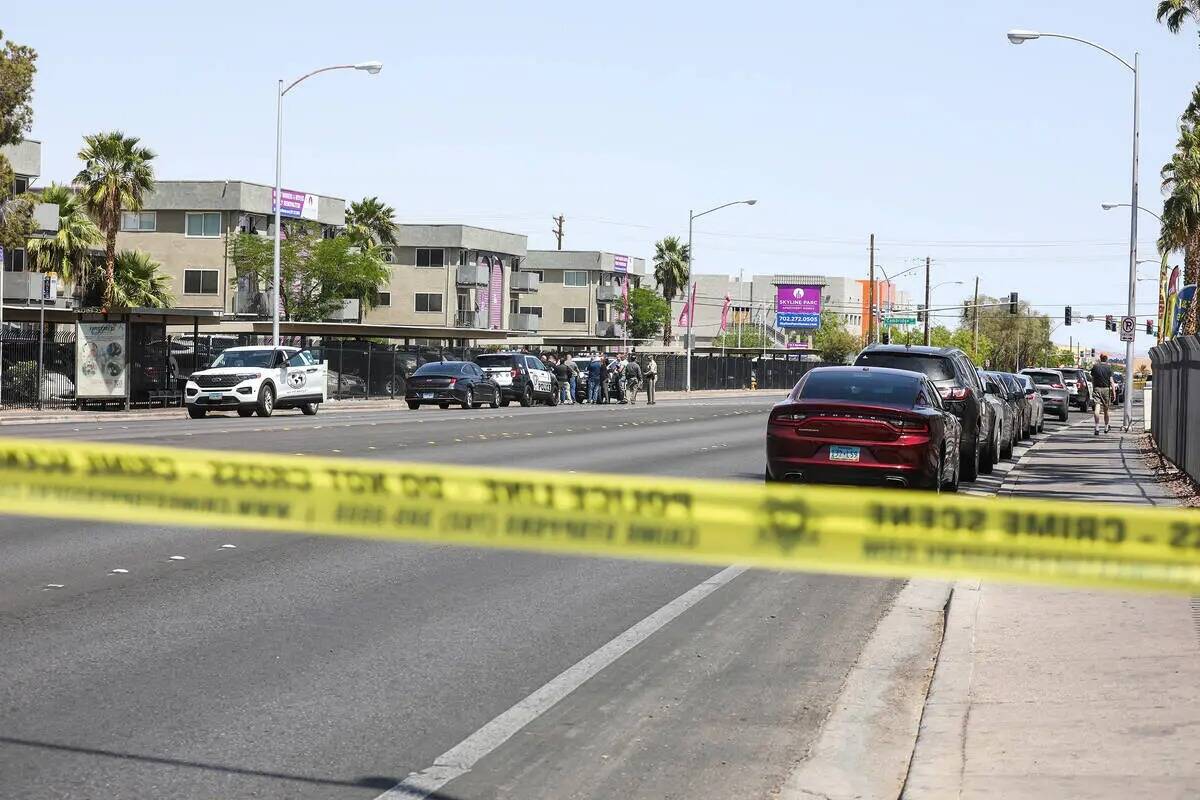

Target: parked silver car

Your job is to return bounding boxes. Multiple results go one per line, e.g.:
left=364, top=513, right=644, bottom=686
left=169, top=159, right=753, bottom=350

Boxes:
left=1016, top=373, right=1045, bottom=434
left=1021, top=368, right=1070, bottom=422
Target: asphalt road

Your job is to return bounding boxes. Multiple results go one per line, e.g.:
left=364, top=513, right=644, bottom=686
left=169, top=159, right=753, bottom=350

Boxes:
left=0, top=394, right=909, bottom=799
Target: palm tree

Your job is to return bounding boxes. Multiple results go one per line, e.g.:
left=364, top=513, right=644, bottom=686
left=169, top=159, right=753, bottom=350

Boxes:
left=652, top=236, right=690, bottom=345
left=344, top=196, right=398, bottom=249
left=99, top=250, right=174, bottom=310
left=1157, top=0, right=1200, bottom=32
left=1160, top=124, right=1200, bottom=334
left=73, top=131, right=156, bottom=311
left=26, top=183, right=102, bottom=294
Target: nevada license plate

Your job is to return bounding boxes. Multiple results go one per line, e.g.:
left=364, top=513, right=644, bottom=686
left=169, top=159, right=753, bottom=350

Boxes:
left=421, top=392, right=434, bottom=399
left=829, top=445, right=861, bottom=462
left=207, top=392, right=223, bottom=400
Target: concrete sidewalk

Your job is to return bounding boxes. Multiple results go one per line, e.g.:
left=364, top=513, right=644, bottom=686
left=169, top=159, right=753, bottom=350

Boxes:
left=902, top=413, right=1200, bottom=798
left=0, top=388, right=773, bottom=425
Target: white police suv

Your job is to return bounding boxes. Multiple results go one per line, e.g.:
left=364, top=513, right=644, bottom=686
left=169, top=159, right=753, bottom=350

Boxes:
left=185, top=346, right=327, bottom=419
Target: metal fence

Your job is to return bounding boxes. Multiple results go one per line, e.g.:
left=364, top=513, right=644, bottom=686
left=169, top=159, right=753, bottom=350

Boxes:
left=2, top=332, right=828, bottom=411
left=0, top=327, right=77, bottom=410
left=1148, top=335, right=1200, bottom=485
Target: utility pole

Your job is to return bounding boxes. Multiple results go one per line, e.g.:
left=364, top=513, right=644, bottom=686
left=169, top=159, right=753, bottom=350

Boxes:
left=922, top=256, right=931, bottom=346
left=971, top=275, right=980, bottom=358
left=551, top=215, right=565, bottom=250
left=867, top=234, right=876, bottom=344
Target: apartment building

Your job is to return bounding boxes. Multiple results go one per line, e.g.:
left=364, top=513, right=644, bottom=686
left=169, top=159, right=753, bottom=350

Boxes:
left=362, top=224, right=529, bottom=333
left=113, top=180, right=345, bottom=313
left=2, top=139, right=62, bottom=304
left=521, top=250, right=646, bottom=343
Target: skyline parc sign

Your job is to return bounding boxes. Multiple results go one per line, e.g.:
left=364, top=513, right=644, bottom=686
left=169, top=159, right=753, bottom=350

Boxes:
left=775, top=284, right=821, bottom=329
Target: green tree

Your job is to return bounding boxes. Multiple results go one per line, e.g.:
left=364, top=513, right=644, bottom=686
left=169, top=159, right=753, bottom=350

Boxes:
left=26, top=183, right=102, bottom=291
left=652, top=236, right=690, bottom=345
left=973, top=295, right=1053, bottom=371
left=86, top=249, right=174, bottom=310
left=344, top=195, right=398, bottom=248
left=74, top=131, right=156, bottom=311
left=814, top=310, right=860, bottom=363
left=1157, top=0, right=1200, bottom=34
left=711, top=327, right=770, bottom=349
left=1160, top=120, right=1200, bottom=334
left=623, top=286, right=670, bottom=341
left=229, top=222, right=389, bottom=321
left=0, top=29, right=36, bottom=149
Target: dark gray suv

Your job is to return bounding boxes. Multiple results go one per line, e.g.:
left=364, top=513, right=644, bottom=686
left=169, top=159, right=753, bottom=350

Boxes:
left=853, top=344, right=989, bottom=481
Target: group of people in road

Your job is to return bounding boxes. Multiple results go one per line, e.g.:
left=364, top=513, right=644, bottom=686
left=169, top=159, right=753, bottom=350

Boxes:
left=543, top=352, right=658, bottom=406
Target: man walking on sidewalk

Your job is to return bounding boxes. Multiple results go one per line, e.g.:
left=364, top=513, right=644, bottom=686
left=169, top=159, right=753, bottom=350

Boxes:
left=1090, top=353, right=1114, bottom=435
left=644, top=355, right=658, bottom=404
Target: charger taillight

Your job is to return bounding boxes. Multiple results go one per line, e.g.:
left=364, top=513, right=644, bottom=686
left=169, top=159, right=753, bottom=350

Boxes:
left=939, top=387, right=970, bottom=401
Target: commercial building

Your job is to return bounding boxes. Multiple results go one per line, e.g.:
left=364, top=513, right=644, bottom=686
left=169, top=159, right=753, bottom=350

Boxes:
left=113, top=180, right=345, bottom=314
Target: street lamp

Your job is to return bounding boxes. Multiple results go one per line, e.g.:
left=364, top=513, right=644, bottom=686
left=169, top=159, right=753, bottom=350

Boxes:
left=272, top=61, right=383, bottom=345
left=684, top=199, right=757, bottom=391
left=1101, top=202, right=1161, bottom=221
left=1007, top=28, right=1138, bottom=431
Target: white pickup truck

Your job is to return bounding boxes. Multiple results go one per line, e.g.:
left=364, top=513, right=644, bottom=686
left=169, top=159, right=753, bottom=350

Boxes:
left=184, top=346, right=327, bottom=419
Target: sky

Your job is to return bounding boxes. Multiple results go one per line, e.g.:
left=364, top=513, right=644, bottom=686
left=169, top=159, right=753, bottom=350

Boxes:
left=5, top=1, right=1197, bottom=353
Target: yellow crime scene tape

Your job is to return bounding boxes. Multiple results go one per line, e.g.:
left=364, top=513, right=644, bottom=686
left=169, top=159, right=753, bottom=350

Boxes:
left=1, top=435, right=1199, bottom=594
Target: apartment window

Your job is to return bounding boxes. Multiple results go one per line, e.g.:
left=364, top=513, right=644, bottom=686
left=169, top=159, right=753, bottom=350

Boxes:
left=416, top=248, right=445, bottom=268
left=563, top=307, right=586, bottom=324
left=375, top=291, right=392, bottom=307
left=379, top=247, right=394, bottom=263
left=509, top=296, right=519, bottom=314
left=563, top=270, right=588, bottom=287
left=185, top=212, right=221, bottom=237
left=183, top=268, right=219, bottom=294
left=597, top=304, right=608, bottom=323
left=3, top=247, right=26, bottom=272
left=13, top=176, right=28, bottom=196
left=457, top=291, right=470, bottom=311
left=415, top=293, right=443, bottom=313
left=121, top=211, right=157, bottom=231
left=519, top=306, right=542, bottom=317
left=458, top=250, right=468, bottom=266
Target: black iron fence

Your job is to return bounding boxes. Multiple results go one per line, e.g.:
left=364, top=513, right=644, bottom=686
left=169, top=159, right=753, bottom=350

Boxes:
left=0, top=327, right=77, bottom=410
left=1149, top=335, right=1200, bottom=485
left=2, top=332, right=828, bottom=411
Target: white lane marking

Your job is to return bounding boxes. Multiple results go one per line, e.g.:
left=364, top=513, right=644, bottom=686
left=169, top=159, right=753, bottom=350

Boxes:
left=220, top=544, right=237, bottom=549
left=168, top=555, right=187, bottom=561
left=110, top=568, right=129, bottom=574
left=43, top=584, right=64, bottom=590
left=375, top=564, right=746, bottom=800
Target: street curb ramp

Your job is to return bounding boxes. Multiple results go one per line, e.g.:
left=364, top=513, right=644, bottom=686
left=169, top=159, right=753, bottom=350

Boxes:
left=779, top=580, right=952, bottom=800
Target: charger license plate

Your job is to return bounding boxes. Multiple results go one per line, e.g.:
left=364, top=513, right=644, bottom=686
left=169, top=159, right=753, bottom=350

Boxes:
left=829, top=445, right=861, bottom=462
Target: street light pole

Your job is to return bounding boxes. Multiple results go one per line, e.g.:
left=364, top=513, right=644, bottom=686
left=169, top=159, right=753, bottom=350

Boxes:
left=684, top=199, right=756, bottom=391
left=272, top=61, right=382, bottom=345
left=1007, top=28, right=1138, bottom=431
left=923, top=257, right=931, bottom=345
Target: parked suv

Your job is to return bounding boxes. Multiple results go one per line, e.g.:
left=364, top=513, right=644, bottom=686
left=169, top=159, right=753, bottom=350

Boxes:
left=474, top=352, right=559, bottom=407
left=853, top=344, right=988, bottom=481
left=1021, top=368, right=1070, bottom=422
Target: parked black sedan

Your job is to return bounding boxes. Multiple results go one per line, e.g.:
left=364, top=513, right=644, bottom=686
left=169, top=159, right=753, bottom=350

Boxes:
left=405, top=361, right=500, bottom=410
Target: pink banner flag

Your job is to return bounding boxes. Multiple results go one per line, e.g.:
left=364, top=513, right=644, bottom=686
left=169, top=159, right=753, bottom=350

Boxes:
left=719, top=293, right=731, bottom=332
left=622, top=276, right=630, bottom=322
left=678, top=283, right=697, bottom=327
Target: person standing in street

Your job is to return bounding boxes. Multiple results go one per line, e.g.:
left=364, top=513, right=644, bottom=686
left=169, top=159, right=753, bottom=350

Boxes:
left=588, top=355, right=603, bottom=404
left=553, top=355, right=573, bottom=404
left=624, top=353, right=643, bottom=405
left=599, top=356, right=612, bottom=404
left=566, top=355, right=580, bottom=404
left=643, top=355, right=658, bottom=404
left=1090, top=353, right=1115, bottom=435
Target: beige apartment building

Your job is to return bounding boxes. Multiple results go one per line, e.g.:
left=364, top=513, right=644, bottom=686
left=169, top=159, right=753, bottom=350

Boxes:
left=522, top=250, right=646, bottom=345
left=114, top=180, right=345, bottom=314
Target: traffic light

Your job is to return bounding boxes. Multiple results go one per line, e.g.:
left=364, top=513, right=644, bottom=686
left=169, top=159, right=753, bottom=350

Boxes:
left=1146, top=319, right=1154, bottom=335
left=1009, top=292, right=1019, bottom=314
left=1065, top=306, right=1072, bottom=326
left=881, top=330, right=891, bottom=345
left=1105, top=314, right=1115, bottom=331
left=917, top=304, right=926, bottom=323
left=1091, top=348, right=1096, bottom=357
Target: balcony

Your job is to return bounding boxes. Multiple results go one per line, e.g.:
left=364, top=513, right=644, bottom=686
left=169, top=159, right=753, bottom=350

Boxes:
left=1, top=272, right=60, bottom=303
left=32, top=202, right=59, bottom=233
left=456, top=264, right=490, bottom=287
left=596, top=284, right=619, bottom=303
left=510, top=313, right=540, bottom=333
left=326, top=298, right=360, bottom=322
left=510, top=272, right=540, bottom=293
left=456, top=310, right=486, bottom=328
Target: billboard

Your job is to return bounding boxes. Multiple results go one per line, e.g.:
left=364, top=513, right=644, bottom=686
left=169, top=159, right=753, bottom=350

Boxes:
left=613, top=254, right=629, bottom=273
left=272, top=188, right=320, bottom=221
left=775, top=284, right=821, bottom=329
left=76, top=322, right=128, bottom=399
